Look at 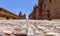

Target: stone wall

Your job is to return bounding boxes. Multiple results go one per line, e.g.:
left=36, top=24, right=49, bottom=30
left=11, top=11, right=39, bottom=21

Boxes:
left=42, top=0, right=60, bottom=19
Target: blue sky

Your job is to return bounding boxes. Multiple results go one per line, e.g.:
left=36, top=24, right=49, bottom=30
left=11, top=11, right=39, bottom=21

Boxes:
left=0, top=0, right=38, bottom=18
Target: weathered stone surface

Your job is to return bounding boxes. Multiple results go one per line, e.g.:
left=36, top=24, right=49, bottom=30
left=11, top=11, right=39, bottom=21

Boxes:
left=0, top=20, right=60, bottom=36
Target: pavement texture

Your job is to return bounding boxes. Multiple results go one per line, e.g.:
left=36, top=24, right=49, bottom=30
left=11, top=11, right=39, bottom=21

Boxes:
left=0, top=20, right=60, bottom=36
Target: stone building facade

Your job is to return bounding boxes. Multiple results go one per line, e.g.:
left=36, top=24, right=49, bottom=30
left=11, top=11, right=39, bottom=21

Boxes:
left=29, top=5, right=38, bottom=20
left=0, top=7, right=26, bottom=20
left=42, top=0, right=60, bottom=20
left=29, top=0, right=60, bottom=20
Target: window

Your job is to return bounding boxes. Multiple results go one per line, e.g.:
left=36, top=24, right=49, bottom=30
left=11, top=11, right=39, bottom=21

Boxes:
left=47, top=10, right=50, bottom=17
left=5, top=10, right=7, bottom=12
left=0, top=8, right=2, bottom=11
left=49, top=0, right=52, bottom=2
left=6, top=17, right=9, bottom=19
left=44, top=4, right=46, bottom=7
left=47, top=10, right=50, bottom=12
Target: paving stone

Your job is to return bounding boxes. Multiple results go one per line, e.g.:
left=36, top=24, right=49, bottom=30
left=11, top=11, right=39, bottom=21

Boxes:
left=0, top=20, right=60, bottom=36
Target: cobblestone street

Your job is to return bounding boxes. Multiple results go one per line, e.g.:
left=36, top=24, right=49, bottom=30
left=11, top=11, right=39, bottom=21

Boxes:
left=0, top=20, right=60, bottom=36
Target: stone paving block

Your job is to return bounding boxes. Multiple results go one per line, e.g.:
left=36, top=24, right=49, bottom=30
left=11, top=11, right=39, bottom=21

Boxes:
left=0, top=20, right=60, bottom=36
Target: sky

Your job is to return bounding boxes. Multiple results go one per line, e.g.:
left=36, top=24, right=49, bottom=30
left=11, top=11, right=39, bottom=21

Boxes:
left=0, top=0, right=38, bottom=18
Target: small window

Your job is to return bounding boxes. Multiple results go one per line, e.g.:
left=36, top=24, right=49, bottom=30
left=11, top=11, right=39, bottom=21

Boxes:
left=44, top=4, right=46, bottom=7
left=47, top=10, right=50, bottom=12
left=47, top=10, right=50, bottom=17
left=49, top=0, right=52, bottom=2
left=0, top=8, right=2, bottom=11
left=48, top=13, right=50, bottom=17
left=5, top=10, right=7, bottom=12
left=6, top=17, right=9, bottom=19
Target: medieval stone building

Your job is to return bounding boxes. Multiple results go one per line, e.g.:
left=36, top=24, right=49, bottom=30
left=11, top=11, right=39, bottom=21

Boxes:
left=29, top=0, right=60, bottom=20
left=29, top=5, right=39, bottom=20
left=0, top=7, right=26, bottom=20
left=18, top=11, right=26, bottom=19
